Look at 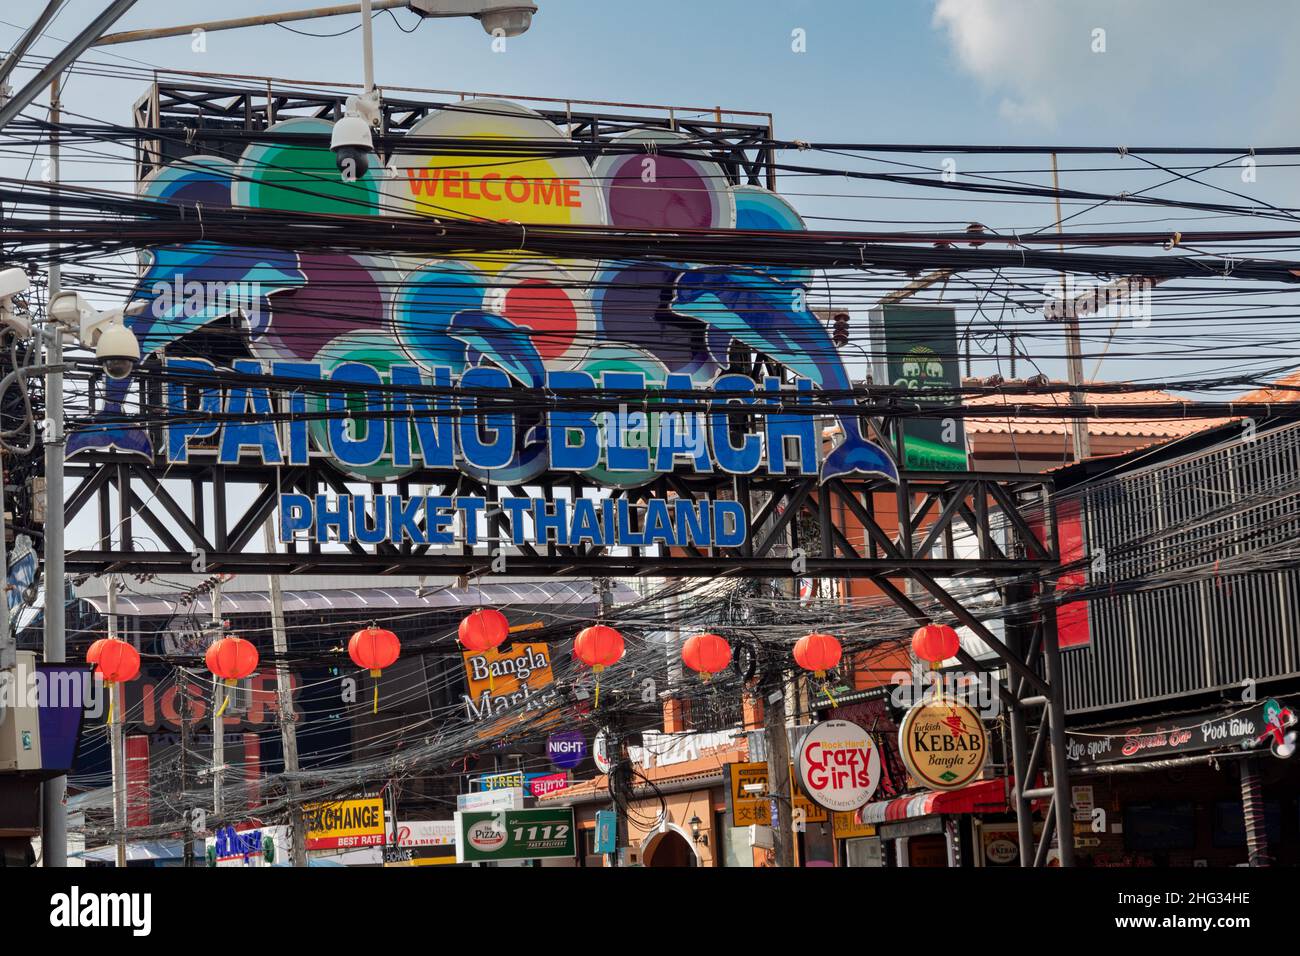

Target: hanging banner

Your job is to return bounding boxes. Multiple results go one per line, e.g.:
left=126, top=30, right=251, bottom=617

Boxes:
left=795, top=720, right=882, bottom=812
left=898, top=698, right=989, bottom=791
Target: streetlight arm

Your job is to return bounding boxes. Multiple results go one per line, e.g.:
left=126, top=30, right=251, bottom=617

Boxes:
left=93, top=1, right=410, bottom=47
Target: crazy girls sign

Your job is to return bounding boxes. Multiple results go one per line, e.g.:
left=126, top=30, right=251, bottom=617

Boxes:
left=73, top=99, right=896, bottom=499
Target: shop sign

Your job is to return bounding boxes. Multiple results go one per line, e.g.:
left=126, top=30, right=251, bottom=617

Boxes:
left=547, top=730, right=588, bottom=769
left=593, top=731, right=611, bottom=773
left=832, top=812, right=876, bottom=840
left=528, top=772, right=570, bottom=798
left=391, top=820, right=457, bottom=848
left=1072, top=785, right=1094, bottom=823
left=594, top=810, right=617, bottom=854
left=208, top=825, right=282, bottom=866
left=456, top=788, right=523, bottom=813
left=898, top=698, right=988, bottom=791
left=454, top=807, right=576, bottom=863
left=795, top=720, right=882, bottom=812
left=461, top=642, right=557, bottom=723
left=725, top=761, right=828, bottom=827
left=303, top=797, right=386, bottom=850
left=1065, top=701, right=1278, bottom=767
left=474, top=770, right=552, bottom=793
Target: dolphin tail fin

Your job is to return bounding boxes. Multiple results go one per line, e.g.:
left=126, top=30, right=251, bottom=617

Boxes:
left=67, top=422, right=154, bottom=460
left=820, top=432, right=898, bottom=483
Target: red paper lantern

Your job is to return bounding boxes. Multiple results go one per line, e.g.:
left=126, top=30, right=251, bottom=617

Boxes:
left=206, top=636, right=260, bottom=685
left=458, top=609, right=509, bottom=653
left=682, top=633, right=731, bottom=679
left=86, top=638, right=109, bottom=667
left=794, top=633, right=842, bottom=676
left=349, top=625, right=402, bottom=677
left=96, top=638, right=140, bottom=684
left=574, top=625, right=624, bottom=672
left=911, top=623, right=960, bottom=668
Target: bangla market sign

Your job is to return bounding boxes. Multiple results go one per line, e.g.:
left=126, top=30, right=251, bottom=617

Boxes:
left=75, top=99, right=899, bottom=534
left=795, top=720, right=882, bottom=812
left=461, top=641, right=557, bottom=723
left=898, top=698, right=989, bottom=791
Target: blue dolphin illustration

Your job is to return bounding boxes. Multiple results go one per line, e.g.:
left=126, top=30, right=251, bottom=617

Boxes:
left=448, top=309, right=549, bottom=483
left=67, top=243, right=307, bottom=461
left=670, top=267, right=898, bottom=483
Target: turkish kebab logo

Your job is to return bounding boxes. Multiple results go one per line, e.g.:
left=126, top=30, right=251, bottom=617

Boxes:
left=796, top=719, right=882, bottom=812
left=899, top=697, right=989, bottom=791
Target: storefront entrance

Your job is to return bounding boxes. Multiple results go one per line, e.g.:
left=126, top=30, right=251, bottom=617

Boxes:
left=643, top=830, right=698, bottom=867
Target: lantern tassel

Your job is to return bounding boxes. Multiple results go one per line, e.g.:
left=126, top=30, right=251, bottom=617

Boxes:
left=215, top=693, right=230, bottom=719
left=820, top=680, right=838, bottom=707
left=106, top=682, right=114, bottom=726
left=373, top=682, right=379, bottom=715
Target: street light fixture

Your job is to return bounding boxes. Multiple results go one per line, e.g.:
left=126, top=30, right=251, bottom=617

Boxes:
left=688, top=814, right=708, bottom=846
left=408, top=1, right=537, bottom=37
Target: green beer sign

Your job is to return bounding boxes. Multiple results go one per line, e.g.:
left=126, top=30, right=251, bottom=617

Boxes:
left=870, top=305, right=968, bottom=471
left=454, top=807, right=577, bottom=863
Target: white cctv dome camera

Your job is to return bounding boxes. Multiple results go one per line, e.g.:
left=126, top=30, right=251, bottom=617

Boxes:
left=331, top=114, right=374, bottom=179
left=96, top=318, right=141, bottom=380
left=0, top=266, right=29, bottom=301
left=477, top=4, right=536, bottom=37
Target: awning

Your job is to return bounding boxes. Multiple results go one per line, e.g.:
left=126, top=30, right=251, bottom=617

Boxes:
left=859, top=778, right=1010, bottom=824
left=75, top=840, right=183, bottom=862
left=82, top=580, right=639, bottom=618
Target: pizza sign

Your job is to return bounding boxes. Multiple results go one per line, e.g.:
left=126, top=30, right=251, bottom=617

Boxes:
left=899, top=698, right=988, bottom=791
left=796, top=720, right=882, bottom=812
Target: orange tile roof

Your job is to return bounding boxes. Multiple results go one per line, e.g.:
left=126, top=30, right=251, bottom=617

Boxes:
left=1237, top=370, right=1300, bottom=404
left=963, top=382, right=1231, bottom=439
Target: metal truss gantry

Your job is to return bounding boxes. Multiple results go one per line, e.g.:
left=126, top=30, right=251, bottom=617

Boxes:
left=63, top=447, right=1075, bottom=866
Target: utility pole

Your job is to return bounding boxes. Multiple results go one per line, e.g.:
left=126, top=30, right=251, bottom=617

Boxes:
left=107, top=575, right=127, bottom=867
left=593, top=577, right=628, bottom=867
left=264, top=520, right=308, bottom=867
left=40, top=72, right=66, bottom=870
left=1051, top=153, right=1091, bottom=464
left=211, top=578, right=224, bottom=821
left=180, top=670, right=193, bottom=866
left=761, top=646, right=795, bottom=868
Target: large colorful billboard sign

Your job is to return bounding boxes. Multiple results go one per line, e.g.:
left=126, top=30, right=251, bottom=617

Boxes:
left=76, top=98, right=898, bottom=545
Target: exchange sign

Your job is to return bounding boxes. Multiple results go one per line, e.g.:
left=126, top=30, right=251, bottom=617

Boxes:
left=454, top=807, right=577, bottom=863
left=795, top=720, right=882, bottom=812
left=303, top=797, right=386, bottom=850
left=898, top=698, right=989, bottom=791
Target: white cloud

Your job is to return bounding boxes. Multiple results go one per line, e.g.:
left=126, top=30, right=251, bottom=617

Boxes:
left=931, top=0, right=1299, bottom=129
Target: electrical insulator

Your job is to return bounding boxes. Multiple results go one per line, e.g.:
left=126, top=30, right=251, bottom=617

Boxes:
left=831, top=312, right=850, bottom=347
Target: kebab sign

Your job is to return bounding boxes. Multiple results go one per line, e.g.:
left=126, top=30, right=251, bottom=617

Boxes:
left=899, top=697, right=989, bottom=791
left=795, top=719, right=882, bottom=812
